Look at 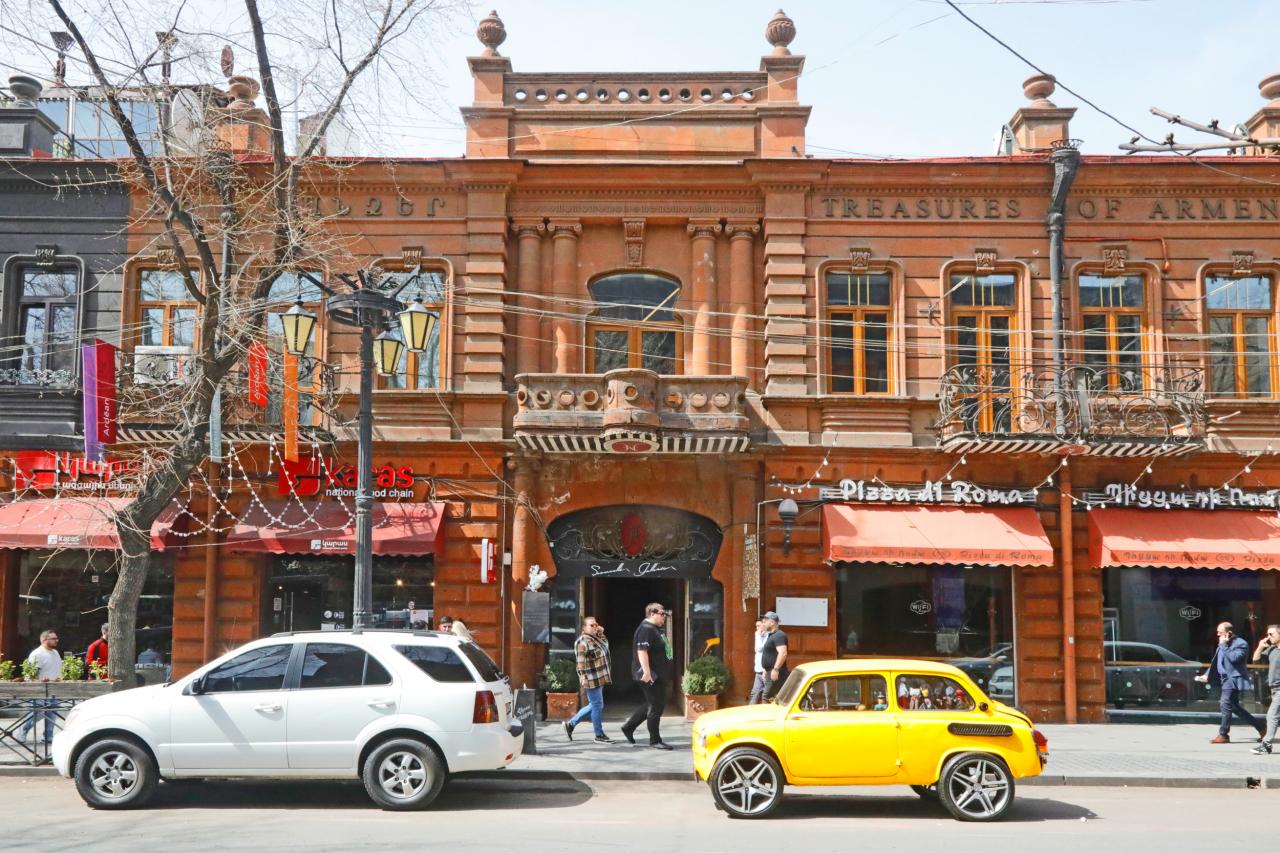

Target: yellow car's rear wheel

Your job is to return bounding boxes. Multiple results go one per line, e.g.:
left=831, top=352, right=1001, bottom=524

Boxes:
left=709, top=747, right=784, bottom=819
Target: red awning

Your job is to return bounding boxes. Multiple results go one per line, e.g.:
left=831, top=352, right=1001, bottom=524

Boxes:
left=0, top=497, right=182, bottom=551
left=1089, top=508, right=1280, bottom=570
left=823, top=504, right=1054, bottom=567
left=225, top=501, right=446, bottom=556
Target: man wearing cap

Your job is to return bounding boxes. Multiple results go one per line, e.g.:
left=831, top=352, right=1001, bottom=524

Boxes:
left=760, top=611, right=789, bottom=701
left=620, top=602, right=673, bottom=750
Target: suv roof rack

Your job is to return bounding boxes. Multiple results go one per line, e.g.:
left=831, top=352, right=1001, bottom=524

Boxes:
left=270, top=628, right=446, bottom=638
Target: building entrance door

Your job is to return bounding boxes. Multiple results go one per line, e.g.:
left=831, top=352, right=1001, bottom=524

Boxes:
left=585, top=576, right=684, bottom=708
left=264, top=575, right=325, bottom=634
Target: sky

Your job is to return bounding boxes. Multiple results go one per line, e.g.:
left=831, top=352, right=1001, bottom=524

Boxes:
left=402, top=0, right=1279, bottom=159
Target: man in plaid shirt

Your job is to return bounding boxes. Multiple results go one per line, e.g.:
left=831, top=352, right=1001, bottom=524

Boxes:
left=564, top=616, right=613, bottom=743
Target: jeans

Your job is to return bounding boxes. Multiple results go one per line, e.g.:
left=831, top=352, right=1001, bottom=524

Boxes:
left=762, top=668, right=788, bottom=701
left=748, top=672, right=768, bottom=705
left=568, top=686, right=606, bottom=737
left=623, top=678, right=669, bottom=743
left=1219, top=683, right=1264, bottom=737
left=1264, top=687, right=1280, bottom=745
left=19, top=697, right=56, bottom=742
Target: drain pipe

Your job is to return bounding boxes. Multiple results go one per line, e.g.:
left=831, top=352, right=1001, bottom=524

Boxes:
left=1047, top=143, right=1080, bottom=723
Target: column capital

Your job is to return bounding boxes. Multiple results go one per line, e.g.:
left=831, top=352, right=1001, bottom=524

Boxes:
left=726, top=221, right=761, bottom=239
left=511, top=218, right=546, bottom=237
left=687, top=219, right=723, bottom=238
left=548, top=219, right=582, bottom=238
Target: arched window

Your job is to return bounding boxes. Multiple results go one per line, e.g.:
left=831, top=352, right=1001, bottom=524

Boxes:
left=1204, top=272, right=1275, bottom=398
left=587, top=273, right=681, bottom=374
left=948, top=272, right=1016, bottom=432
left=1078, top=272, right=1145, bottom=391
left=825, top=270, right=891, bottom=394
left=265, top=272, right=324, bottom=424
left=380, top=267, right=446, bottom=390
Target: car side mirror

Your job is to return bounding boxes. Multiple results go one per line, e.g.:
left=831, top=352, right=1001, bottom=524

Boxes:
left=186, top=677, right=205, bottom=696
left=979, top=701, right=990, bottom=713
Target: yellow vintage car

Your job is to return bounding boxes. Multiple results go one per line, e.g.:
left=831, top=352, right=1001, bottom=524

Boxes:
left=692, top=659, right=1047, bottom=821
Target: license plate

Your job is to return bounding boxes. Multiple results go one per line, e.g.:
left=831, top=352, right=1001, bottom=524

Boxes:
left=505, top=701, right=513, bottom=718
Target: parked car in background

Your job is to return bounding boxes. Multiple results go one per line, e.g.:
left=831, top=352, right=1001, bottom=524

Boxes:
left=1103, top=641, right=1204, bottom=709
left=53, top=630, right=522, bottom=810
left=948, top=643, right=1014, bottom=695
left=692, top=659, right=1047, bottom=822
left=988, top=666, right=1015, bottom=701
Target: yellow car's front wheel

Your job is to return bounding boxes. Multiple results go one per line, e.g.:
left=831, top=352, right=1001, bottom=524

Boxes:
left=938, top=752, right=1015, bottom=822
left=709, top=747, right=785, bottom=819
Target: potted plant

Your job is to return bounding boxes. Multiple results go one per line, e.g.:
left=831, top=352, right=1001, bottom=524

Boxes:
left=20, top=658, right=39, bottom=682
left=541, top=659, right=580, bottom=721
left=0, top=660, right=14, bottom=681
left=61, top=655, right=85, bottom=682
left=682, top=655, right=731, bottom=721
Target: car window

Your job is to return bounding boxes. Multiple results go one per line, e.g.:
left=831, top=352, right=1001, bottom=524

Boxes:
left=203, top=644, right=292, bottom=693
left=798, top=674, right=888, bottom=711
left=395, top=644, right=475, bottom=683
left=457, top=642, right=503, bottom=683
left=1121, top=645, right=1162, bottom=663
left=894, top=675, right=976, bottom=711
left=299, top=643, right=392, bottom=689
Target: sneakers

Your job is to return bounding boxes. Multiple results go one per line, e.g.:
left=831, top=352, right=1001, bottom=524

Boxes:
left=619, top=726, right=636, bottom=745
left=1253, top=742, right=1272, bottom=755
left=594, top=734, right=613, bottom=744
left=1210, top=735, right=1231, bottom=744
left=563, top=720, right=575, bottom=741
left=650, top=741, right=673, bottom=751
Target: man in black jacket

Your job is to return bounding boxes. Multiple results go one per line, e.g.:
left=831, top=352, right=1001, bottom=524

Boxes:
left=621, top=603, right=673, bottom=750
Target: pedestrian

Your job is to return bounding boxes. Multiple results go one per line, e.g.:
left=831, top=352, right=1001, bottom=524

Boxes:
left=748, top=618, right=769, bottom=704
left=564, top=616, right=612, bottom=743
left=19, top=629, right=61, bottom=744
left=1252, top=623, right=1280, bottom=755
left=1195, top=621, right=1266, bottom=744
left=620, top=602, right=673, bottom=750
left=86, top=623, right=109, bottom=674
left=760, top=610, right=789, bottom=700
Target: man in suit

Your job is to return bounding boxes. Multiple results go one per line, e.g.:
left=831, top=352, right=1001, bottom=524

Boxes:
left=1196, top=621, right=1266, bottom=744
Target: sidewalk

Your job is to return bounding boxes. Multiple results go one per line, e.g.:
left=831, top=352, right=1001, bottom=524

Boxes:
left=7, top=718, right=1280, bottom=789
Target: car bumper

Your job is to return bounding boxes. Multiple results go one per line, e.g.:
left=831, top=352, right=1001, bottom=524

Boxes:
left=51, top=730, right=75, bottom=777
left=444, top=723, right=525, bottom=774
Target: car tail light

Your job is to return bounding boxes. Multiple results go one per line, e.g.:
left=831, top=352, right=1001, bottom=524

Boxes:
left=473, top=690, right=499, bottom=725
left=1032, top=729, right=1048, bottom=751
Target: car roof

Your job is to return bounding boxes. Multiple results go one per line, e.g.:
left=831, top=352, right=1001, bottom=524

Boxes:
left=268, top=629, right=460, bottom=644
left=795, top=658, right=976, bottom=677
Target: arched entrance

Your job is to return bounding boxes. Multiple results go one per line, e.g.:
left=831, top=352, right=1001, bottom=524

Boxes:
left=545, top=505, right=724, bottom=706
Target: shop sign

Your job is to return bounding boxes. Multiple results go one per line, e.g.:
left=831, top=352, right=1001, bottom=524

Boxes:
left=910, top=600, right=933, bottom=615
left=821, top=479, right=1034, bottom=506
left=308, top=539, right=347, bottom=552
left=12, top=450, right=138, bottom=493
left=1088, top=483, right=1280, bottom=510
left=278, top=457, right=415, bottom=499
left=547, top=504, right=722, bottom=579
left=1179, top=605, right=1202, bottom=621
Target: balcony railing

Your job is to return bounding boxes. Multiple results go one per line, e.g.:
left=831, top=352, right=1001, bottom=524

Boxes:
left=0, top=366, right=77, bottom=390
left=938, top=362, right=1208, bottom=456
left=514, top=369, right=750, bottom=454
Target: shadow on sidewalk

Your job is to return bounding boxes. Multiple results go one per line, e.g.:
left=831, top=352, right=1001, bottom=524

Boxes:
left=772, top=792, right=1099, bottom=823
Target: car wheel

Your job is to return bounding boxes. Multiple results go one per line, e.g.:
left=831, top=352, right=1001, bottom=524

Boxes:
left=709, top=747, right=784, bottom=819
left=910, top=784, right=938, bottom=800
left=73, top=737, right=158, bottom=810
left=938, top=752, right=1015, bottom=822
left=362, top=738, right=446, bottom=811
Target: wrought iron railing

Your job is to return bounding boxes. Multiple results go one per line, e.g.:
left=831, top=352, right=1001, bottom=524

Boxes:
left=0, top=366, right=77, bottom=390
left=938, top=361, right=1208, bottom=448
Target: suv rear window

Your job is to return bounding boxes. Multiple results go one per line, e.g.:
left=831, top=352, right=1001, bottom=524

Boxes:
left=457, top=642, right=504, bottom=683
left=395, top=645, right=475, bottom=683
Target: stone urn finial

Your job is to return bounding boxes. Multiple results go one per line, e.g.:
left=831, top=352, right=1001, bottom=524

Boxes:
left=477, top=10, right=506, bottom=56
left=226, top=75, right=260, bottom=112
left=765, top=9, right=795, bottom=55
left=1260, top=73, right=1280, bottom=105
left=7, top=74, right=42, bottom=108
left=1022, top=73, right=1057, bottom=107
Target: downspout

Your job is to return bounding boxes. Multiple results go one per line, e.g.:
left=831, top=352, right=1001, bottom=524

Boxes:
left=1047, top=144, right=1080, bottom=723
left=202, top=227, right=232, bottom=664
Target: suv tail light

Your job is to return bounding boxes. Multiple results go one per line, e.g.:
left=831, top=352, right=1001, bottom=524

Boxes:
left=1032, top=729, right=1048, bottom=751
left=473, top=690, right=499, bottom=725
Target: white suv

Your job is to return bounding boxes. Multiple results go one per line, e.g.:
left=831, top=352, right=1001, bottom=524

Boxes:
left=52, top=630, right=523, bottom=810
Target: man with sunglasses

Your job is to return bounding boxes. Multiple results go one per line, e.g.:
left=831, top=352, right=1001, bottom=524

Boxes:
left=620, top=603, right=673, bottom=750
left=19, top=629, right=62, bottom=744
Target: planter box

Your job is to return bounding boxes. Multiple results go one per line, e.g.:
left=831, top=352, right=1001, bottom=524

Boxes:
left=545, top=691, right=580, bottom=721
left=1, top=681, right=120, bottom=700
left=684, top=693, right=719, bottom=722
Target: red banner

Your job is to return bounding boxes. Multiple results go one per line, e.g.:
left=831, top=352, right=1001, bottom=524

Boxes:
left=247, top=341, right=268, bottom=408
left=283, top=350, right=299, bottom=462
left=94, top=340, right=117, bottom=444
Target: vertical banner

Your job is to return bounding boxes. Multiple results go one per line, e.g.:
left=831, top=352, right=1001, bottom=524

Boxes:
left=283, top=350, right=299, bottom=462
left=82, top=343, right=101, bottom=462
left=247, top=341, right=268, bottom=407
left=209, top=386, right=223, bottom=462
left=93, top=340, right=117, bottom=447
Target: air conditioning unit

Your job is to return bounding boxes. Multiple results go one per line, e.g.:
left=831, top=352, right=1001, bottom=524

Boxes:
left=133, top=345, right=190, bottom=386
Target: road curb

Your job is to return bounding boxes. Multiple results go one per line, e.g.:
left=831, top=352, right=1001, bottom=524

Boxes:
left=0, top=766, right=56, bottom=777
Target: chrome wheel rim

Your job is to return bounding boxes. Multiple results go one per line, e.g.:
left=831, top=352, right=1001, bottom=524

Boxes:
left=378, top=751, right=428, bottom=800
left=716, top=754, right=778, bottom=815
left=946, top=757, right=1010, bottom=818
left=89, top=751, right=139, bottom=800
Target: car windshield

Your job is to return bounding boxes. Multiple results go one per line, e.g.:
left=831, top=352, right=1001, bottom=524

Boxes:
left=773, top=667, right=807, bottom=707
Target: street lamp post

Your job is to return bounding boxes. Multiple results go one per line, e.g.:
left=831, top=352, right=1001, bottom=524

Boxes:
left=278, top=269, right=437, bottom=630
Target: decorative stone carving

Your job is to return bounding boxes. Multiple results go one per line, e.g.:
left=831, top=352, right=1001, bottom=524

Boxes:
left=476, top=10, right=506, bottom=56
left=623, top=218, right=645, bottom=267
left=849, top=248, right=872, bottom=272
left=975, top=249, right=998, bottom=273
left=1022, top=73, right=1057, bottom=107
left=686, top=221, right=723, bottom=238
left=1102, top=245, right=1128, bottom=273
left=765, top=10, right=796, bottom=56
left=401, top=246, right=424, bottom=268
left=156, top=246, right=178, bottom=269
left=1232, top=250, right=1256, bottom=275
left=34, top=244, right=58, bottom=267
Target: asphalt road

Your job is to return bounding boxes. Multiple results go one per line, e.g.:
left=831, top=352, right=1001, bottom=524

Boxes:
left=0, top=775, right=1270, bottom=852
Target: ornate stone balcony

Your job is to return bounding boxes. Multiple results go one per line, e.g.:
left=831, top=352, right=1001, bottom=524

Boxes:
left=937, top=362, right=1208, bottom=457
left=514, top=369, right=750, bottom=454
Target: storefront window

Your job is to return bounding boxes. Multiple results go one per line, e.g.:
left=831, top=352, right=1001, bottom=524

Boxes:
left=1103, top=567, right=1278, bottom=717
left=263, top=554, right=434, bottom=633
left=836, top=564, right=1015, bottom=700
left=16, top=551, right=174, bottom=675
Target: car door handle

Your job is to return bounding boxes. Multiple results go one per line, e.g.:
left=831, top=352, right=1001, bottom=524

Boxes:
left=789, top=715, right=807, bottom=721
left=254, top=703, right=282, bottom=713
left=367, top=698, right=396, bottom=709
